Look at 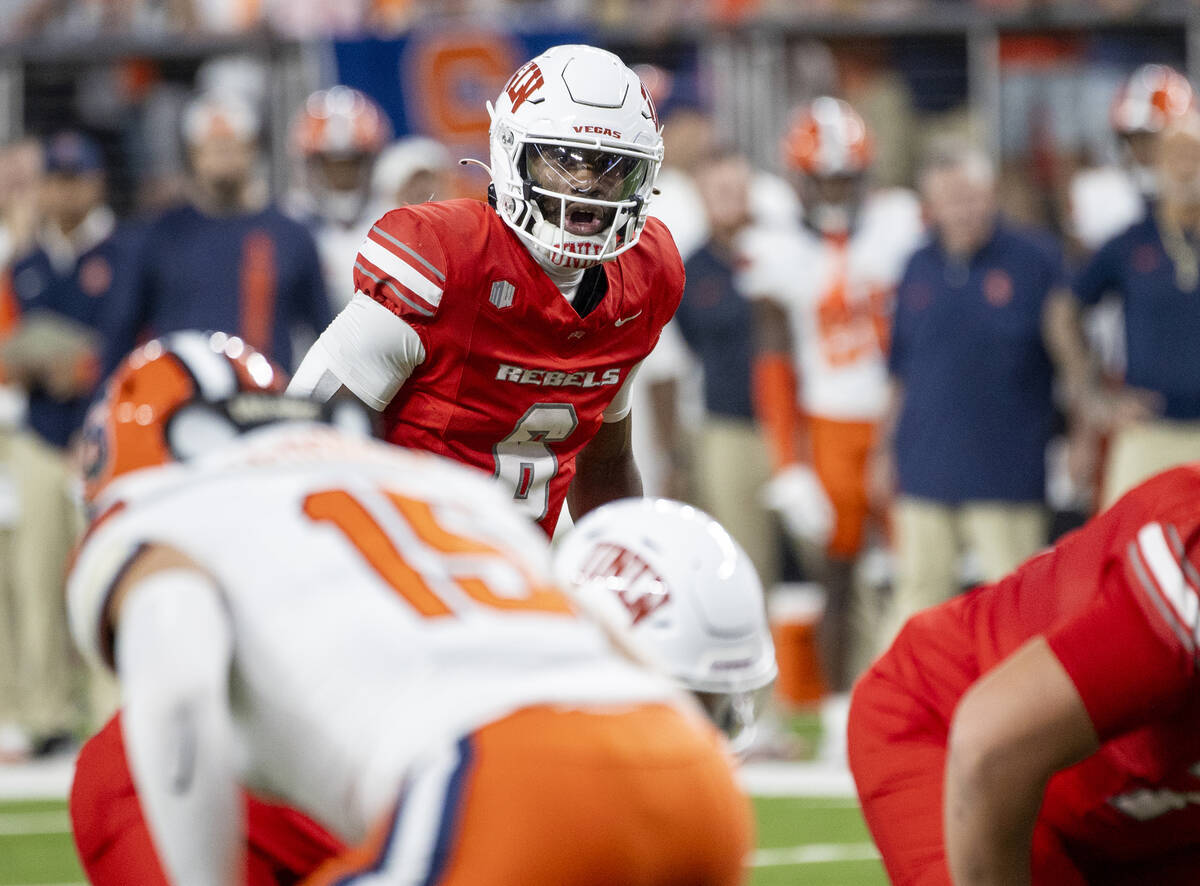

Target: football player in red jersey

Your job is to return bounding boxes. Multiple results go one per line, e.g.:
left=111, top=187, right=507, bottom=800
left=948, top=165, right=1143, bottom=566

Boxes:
left=288, top=43, right=680, bottom=534
left=849, top=462, right=1200, bottom=886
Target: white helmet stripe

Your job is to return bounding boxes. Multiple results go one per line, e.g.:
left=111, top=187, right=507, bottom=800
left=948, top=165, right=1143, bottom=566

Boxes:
left=168, top=333, right=239, bottom=401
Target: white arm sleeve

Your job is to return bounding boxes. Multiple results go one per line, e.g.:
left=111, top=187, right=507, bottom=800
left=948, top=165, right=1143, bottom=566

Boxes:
left=288, top=291, right=426, bottom=410
left=602, top=360, right=643, bottom=423
left=116, top=569, right=241, bottom=886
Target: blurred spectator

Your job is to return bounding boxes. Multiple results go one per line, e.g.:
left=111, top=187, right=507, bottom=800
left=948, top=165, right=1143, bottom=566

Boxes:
left=102, top=91, right=332, bottom=376
left=1058, top=112, right=1200, bottom=508
left=371, top=136, right=456, bottom=210
left=9, top=132, right=126, bottom=447
left=877, top=143, right=1064, bottom=643
left=650, top=91, right=799, bottom=263
left=633, top=83, right=712, bottom=502
left=0, top=131, right=137, bottom=759
left=652, top=152, right=779, bottom=587
left=0, top=141, right=42, bottom=270
left=1070, top=64, right=1195, bottom=254
left=651, top=100, right=715, bottom=264
left=0, top=141, right=38, bottom=761
left=637, top=79, right=797, bottom=505
left=1064, top=64, right=1196, bottom=485
left=741, top=98, right=923, bottom=694
left=287, top=86, right=393, bottom=311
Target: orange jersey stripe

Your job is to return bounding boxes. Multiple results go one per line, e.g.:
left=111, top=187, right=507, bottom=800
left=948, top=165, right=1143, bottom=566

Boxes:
left=240, top=230, right=276, bottom=356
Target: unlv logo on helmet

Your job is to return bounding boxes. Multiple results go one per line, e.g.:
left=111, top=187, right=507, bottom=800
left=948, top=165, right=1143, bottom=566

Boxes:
left=505, top=61, right=545, bottom=113
left=580, top=542, right=670, bottom=625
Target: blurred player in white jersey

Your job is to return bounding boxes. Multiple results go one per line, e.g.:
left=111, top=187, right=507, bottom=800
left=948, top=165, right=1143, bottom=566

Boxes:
left=288, top=86, right=392, bottom=311
left=1071, top=64, right=1195, bottom=254
left=740, top=97, right=923, bottom=695
left=68, top=332, right=751, bottom=886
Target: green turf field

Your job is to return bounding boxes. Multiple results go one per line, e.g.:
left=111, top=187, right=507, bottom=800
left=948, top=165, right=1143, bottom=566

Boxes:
left=0, top=795, right=886, bottom=885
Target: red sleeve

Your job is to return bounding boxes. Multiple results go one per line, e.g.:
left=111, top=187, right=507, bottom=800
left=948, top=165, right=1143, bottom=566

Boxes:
left=1047, top=531, right=1196, bottom=740
left=354, top=207, right=449, bottom=325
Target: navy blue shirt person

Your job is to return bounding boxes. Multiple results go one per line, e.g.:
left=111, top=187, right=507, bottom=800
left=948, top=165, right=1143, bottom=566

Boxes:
left=890, top=225, right=1062, bottom=503
left=1056, top=113, right=1200, bottom=508
left=676, top=245, right=756, bottom=421
left=101, top=91, right=331, bottom=379
left=878, top=145, right=1066, bottom=637
left=1075, top=214, right=1200, bottom=420
left=8, top=131, right=139, bottom=449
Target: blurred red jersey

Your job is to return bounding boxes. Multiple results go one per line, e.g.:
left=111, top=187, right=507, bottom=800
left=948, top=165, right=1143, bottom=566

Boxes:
left=852, top=463, right=1200, bottom=883
left=353, top=199, right=683, bottom=533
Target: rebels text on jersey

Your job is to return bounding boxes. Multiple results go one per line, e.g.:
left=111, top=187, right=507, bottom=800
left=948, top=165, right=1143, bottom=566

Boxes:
left=353, top=199, right=684, bottom=533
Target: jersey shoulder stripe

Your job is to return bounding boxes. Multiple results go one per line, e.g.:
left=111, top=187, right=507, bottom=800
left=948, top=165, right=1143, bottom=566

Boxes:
left=358, top=236, right=443, bottom=310
left=370, top=224, right=446, bottom=283
left=354, top=260, right=435, bottom=318
left=1127, top=521, right=1200, bottom=654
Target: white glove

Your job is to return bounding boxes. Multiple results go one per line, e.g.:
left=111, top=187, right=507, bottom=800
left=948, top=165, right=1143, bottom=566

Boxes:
left=761, top=463, right=834, bottom=547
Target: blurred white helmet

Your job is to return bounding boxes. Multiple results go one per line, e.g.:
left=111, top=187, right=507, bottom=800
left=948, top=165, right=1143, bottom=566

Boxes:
left=183, top=90, right=260, bottom=146
left=486, top=44, right=664, bottom=270
left=372, top=136, right=453, bottom=205
left=554, top=498, right=777, bottom=753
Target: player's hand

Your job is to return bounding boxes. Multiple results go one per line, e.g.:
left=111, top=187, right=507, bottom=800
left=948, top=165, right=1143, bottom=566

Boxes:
left=761, top=463, right=833, bottom=547
left=1074, top=384, right=1162, bottom=432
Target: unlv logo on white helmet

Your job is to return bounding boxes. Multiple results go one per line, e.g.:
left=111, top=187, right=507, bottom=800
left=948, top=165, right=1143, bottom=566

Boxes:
left=486, top=44, right=664, bottom=269
left=505, top=61, right=546, bottom=112
left=552, top=498, right=778, bottom=755
left=577, top=541, right=671, bottom=625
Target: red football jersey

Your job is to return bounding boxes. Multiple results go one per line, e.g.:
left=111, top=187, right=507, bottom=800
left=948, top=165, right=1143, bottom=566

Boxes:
left=352, top=199, right=683, bottom=534
left=882, top=463, right=1200, bottom=868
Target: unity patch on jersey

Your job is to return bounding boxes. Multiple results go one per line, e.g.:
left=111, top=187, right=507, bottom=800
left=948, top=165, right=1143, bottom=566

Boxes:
left=489, top=280, right=516, bottom=309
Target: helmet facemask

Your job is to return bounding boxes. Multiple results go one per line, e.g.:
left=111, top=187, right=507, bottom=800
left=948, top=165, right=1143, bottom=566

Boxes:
left=491, top=121, right=662, bottom=270
left=696, top=687, right=772, bottom=757
left=483, top=46, right=665, bottom=270
left=802, top=171, right=866, bottom=236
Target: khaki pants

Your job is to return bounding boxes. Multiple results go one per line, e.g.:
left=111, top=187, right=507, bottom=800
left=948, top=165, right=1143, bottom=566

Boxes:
left=695, top=417, right=778, bottom=589
left=0, top=429, right=87, bottom=738
left=1101, top=419, right=1200, bottom=510
left=879, top=496, right=1047, bottom=651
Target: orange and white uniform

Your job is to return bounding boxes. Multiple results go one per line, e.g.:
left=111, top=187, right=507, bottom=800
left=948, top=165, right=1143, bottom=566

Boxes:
left=68, top=422, right=750, bottom=886
left=740, top=189, right=923, bottom=556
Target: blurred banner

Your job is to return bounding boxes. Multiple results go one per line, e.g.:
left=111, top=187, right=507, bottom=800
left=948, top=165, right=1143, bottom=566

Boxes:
left=334, top=27, right=590, bottom=172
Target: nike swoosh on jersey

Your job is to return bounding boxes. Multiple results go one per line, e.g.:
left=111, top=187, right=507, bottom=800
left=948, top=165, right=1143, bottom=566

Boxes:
left=614, top=311, right=643, bottom=327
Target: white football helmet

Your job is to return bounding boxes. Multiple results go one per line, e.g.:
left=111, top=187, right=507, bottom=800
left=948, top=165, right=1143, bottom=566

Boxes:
left=553, top=498, right=777, bottom=753
left=487, top=44, right=664, bottom=270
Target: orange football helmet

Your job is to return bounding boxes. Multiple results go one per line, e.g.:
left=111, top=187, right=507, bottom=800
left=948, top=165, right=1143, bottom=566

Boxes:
left=79, top=331, right=294, bottom=507
left=782, top=96, right=873, bottom=177
left=290, top=86, right=392, bottom=159
left=1111, top=64, right=1195, bottom=136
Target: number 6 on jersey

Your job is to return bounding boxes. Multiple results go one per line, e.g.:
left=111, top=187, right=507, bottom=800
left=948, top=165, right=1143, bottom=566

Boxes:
left=493, top=403, right=579, bottom=521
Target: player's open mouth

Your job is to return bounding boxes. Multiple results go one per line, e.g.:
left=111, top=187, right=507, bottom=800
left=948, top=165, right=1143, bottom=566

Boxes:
left=564, top=204, right=607, bottom=236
